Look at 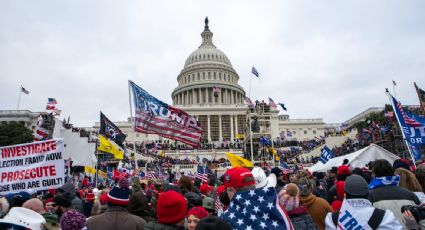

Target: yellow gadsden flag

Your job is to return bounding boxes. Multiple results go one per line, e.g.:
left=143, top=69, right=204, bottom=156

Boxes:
left=225, top=152, right=253, bottom=168
left=85, top=166, right=96, bottom=175
left=97, top=134, right=124, bottom=160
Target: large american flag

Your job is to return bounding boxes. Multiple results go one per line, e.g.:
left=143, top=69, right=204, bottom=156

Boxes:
left=396, top=102, right=423, bottom=127
left=146, top=172, right=156, bottom=180
left=268, top=97, right=277, bottom=109
left=221, top=187, right=293, bottom=230
left=129, top=81, right=203, bottom=147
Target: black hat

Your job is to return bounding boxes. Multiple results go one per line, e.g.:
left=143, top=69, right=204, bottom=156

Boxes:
left=330, top=167, right=338, bottom=174
left=271, top=167, right=283, bottom=178
left=53, top=194, right=72, bottom=208
left=195, top=216, right=232, bottom=230
left=345, top=175, right=368, bottom=196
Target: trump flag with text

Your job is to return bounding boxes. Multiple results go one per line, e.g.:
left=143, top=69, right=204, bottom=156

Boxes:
left=0, top=139, right=65, bottom=194
left=129, top=81, right=202, bottom=147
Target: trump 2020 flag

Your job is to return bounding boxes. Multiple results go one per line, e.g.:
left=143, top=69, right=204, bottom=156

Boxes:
left=221, top=187, right=293, bottom=230
left=389, top=94, right=425, bottom=161
left=319, top=146, right=334, bottom=164
left=129, top=80, right=202, bottom=147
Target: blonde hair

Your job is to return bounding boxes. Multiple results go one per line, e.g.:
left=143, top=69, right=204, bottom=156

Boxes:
left=395, top=168, right=423, bottom=192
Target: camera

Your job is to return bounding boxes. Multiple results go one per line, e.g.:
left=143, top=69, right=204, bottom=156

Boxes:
left=401, top=205, right=425, bottom=222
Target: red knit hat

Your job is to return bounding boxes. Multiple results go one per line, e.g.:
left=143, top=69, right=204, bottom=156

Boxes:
left=216, top=185, right=226, bottom=197
left=85, top=192, right=95, bottom=202
left=107, top=187, right=130, bottom=206
left=187, top=206, right=209, bottom=219
left=337, top=165, right=350, bottom=175
left=200, top=184, right=213, bottom=195
left=223, top=167, right=255, bottom=188
left=157, top=191, right=187, bottom=224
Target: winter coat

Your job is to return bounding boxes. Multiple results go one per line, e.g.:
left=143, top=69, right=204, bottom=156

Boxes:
left=144, top=221, right=185, bottom=230
left=299, top=193, right=333, bottom=230
left=86, top=206, right=146, bottom=230
left=325, top=198, right=403, bottom=230
left=128, top=191, right=155, bottom=223
left=288, top=206, right=317, bottom=230
left=369, top=185, right=420, bottom=229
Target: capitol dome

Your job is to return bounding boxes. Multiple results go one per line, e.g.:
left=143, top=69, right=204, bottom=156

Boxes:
left=172, top=17, right=246, bottom=107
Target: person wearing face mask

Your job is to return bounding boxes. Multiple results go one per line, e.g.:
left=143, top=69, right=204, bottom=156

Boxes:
left=278, top=183, right=317, bottom=230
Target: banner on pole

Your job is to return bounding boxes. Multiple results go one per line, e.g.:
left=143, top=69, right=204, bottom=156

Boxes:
left=0, top=139, right=65, bottom=194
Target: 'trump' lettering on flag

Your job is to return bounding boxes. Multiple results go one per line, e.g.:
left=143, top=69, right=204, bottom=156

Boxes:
left=129, top=80, right=202, bottom=147
left=100, top=112, right=127, bottom=148
left=389, top=93, right=425, bottom=161
left=268, top=97, right=277, bottom=109
left=0, top=139, right=65, bottom=194
left=319, top=146, right=334, bottom=164
left=251, top=66, right=259, bottom=78
left=221, top=187, right=293, bottom=230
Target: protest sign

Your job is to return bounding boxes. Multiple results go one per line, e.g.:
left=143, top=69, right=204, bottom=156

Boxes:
left=0, top=139, right=65, bottom=194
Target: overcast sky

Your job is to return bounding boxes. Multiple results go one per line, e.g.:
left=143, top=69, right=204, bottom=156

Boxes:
left=1, top=0, right=424, bottom=127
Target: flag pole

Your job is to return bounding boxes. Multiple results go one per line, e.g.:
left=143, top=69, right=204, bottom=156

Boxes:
left=386, top=88, right=416, bottom=167
left=128, top=80, right=139, bottom=170
left=249, top=75, right=252, bottom=99
left=392, top=80, right=397, bottom=99
left=17, top=86, right=22, bottom=110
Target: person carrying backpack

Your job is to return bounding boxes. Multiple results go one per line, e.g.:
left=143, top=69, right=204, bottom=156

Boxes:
left=325, top=175, right=402, bottom=230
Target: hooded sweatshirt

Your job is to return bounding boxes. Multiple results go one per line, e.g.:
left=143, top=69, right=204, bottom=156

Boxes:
left=299, top=193, right=333, bottom=230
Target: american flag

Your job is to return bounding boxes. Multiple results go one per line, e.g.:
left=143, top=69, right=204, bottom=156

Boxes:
left=146, top=172, right=156, bottom=180
left=34, top=126, right=49, bottom=141
left=244, top=96, right=253, bottom=105
left=396, top=102, right=423, bottom=127
left=279, top=161, right=293, bottom=174
left=47, top=98, right=58, bottom=105
left=262, top=161, right=272, bottom=172
left=195, top=165, right=208, bottom=183
left=130, top=81, right=203, bottom=147
left=251, top=66, right=259, bottom=78
left=46, top=105, right=55, bottom=110
left=268, top=97, right=277, bottom=109
left=221, top=187, right=293, bottom=230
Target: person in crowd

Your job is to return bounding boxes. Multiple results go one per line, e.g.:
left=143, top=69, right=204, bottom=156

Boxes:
left=271, top=167, right=286, bottom=192
left=0, top=197, right=10, bottom=218
left=296, top=174, right=333, bottom=230
left=368, top=159, right=420, bottom=228
left=53, top=193, right=73, bottom=219
left=0, top=207, right=46, bottom=230
left=22, top=197, right=59, bottom=230
left=313, top=172, right=327, bottom=200
left=86, top=179, right=146, bottom=230
left=395, top=167, right=425, bottom=203
left=328, top=165, right=351, bottom=211
left=199, top=183, right=213, bottom=197
left=325, top=175, right=403, bottom=229
left=60, top=209, right=87, bottom=230
left=194, top=216, right=232, bottom=230
left=185, top=191, right=203, bottom=210
left=187, top=206, right=209, bottom=230
left=57, top=182, right=83, bottom=213
left=415, top=164, right=425, bottom=192
left=279, top=183, right=317, bottom=229
left=393, top=159, right=412, bottom=171
left=23, top=198, right=45, bottom=214
left=83, top=190, right=95, bottom=217
left=178, top=176, right=195, bottom=195
left=201, top=197, right=215, bottom=216
left=144, top=190, right=187, bottom=230
left=127, top=191, right=155, bottom=223
left=326, top=167, right=338, bottom=193
left=44, top=198, right=55, bottom=213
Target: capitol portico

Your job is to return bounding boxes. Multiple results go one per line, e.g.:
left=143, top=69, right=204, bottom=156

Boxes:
left=172, top=17, right=248, bottom=143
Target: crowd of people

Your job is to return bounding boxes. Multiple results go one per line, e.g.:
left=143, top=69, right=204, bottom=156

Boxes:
left=2, top=157, right=425, bottom=229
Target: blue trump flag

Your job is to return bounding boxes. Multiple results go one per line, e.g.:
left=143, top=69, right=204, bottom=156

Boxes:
left=319, top=146, right=334, bottom=164
left=389, top=93, right=425, bottom=161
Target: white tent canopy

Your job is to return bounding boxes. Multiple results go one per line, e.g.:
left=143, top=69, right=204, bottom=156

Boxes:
left=308, top=144, right=400, bottom=172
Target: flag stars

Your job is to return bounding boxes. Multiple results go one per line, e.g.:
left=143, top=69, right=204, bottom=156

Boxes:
left=246, top=226, right=253, bottom=230
left=249, top=214, right=257, bottom=221
left=229, top=213, right=235, bottom=219
left=267, top=202, right=274, bottom=210
left=260, top=222, right=267, bottom=229
left=262, top=213, right=269, bottom=221
left=244, top=200, right=251, bottom=206
left=262, top=187, right=270, bottom=193
left=249, top=190, right=256, bottom=197
left=258, top=196, right=265, bottom=203
left=235, top=205, right=240, bottom=211
left=272, top=221, right=278, bottom=228
left=236, top=219, right=244, bottom=226
left=242, top=208, right=247, bottom=215
left=253, top=206, right=260, bottom=213
left=235, top=194, right=242, bottom=200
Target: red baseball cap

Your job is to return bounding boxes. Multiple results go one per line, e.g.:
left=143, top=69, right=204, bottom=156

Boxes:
left=223, top=167, right=255, bottom=188
left=337, top=165, right=350, bottom=175
left=200, top=183, right=213, bottom=195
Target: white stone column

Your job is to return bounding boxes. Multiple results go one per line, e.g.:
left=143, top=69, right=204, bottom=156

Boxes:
left=192, top=89, right=196, bottom=104
left=230, top=115, right=234, bottom=142
left=219, top=88, right=222, bottom=104
left=235, top=115, right=238, bottom=135
left=219, top=115, right=223, bottom=142
left=207, top=115, right=211, bottom=141
left=206, top=88, right=209, bottom=104
left=198, top=88, right=202, bottom=104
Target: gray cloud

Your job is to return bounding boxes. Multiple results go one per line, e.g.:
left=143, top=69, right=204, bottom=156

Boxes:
left=1, top=0, right=424, bottom=127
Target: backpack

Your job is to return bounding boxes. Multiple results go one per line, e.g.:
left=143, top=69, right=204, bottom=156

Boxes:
left=331, top=208, right=386, bottom=230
